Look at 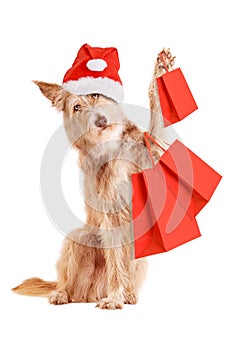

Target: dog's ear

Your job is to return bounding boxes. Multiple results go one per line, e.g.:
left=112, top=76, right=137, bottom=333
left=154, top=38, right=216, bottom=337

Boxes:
left=33, top=81, right=69, bottom=111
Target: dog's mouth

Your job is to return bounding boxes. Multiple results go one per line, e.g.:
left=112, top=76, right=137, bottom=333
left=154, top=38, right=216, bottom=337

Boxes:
left=96, top=123, right=112, bottom=131
left=93, top=122, right=124, bottom=141
left=101, top=124, right=110, bottom=130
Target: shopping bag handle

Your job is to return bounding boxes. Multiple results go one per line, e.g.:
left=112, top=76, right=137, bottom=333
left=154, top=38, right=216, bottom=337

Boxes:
left=144, top=132, right=167, bottom=168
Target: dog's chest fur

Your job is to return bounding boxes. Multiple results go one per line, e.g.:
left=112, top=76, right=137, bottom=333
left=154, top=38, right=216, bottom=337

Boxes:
left=79, top=125, right=156, bottom=238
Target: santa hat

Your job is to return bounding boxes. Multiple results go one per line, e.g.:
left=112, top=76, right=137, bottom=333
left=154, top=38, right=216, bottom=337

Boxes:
left=62, top=43, right=124, bottom=103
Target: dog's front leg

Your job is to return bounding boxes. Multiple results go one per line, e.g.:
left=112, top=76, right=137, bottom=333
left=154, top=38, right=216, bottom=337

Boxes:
left=96, top=247, right=127, bottom=310
left=148, top=53, right=164, bottom=137
left=148, top=48, right=176, bottom=137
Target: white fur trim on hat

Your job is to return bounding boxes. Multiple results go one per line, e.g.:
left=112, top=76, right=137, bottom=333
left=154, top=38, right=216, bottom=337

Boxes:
left=62, top=77, right=124, bottom=103
left=86, top=59, right=107, bottom=71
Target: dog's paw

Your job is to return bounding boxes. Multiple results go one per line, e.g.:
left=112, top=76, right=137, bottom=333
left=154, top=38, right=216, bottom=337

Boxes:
left=124, top=292, right=138, bottom=305
left=154, top=48, right=176, bottom=78
left=48, top=290, right=69, bottom=305
left=96, top=298, right=123, bottom=310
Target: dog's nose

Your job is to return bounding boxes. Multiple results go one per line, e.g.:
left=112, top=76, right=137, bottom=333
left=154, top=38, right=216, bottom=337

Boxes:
left=95, top=114, right=107, bottom=128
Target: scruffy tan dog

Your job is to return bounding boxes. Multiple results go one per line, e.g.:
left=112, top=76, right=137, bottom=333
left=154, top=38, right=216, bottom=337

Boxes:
left=13, top=48, right=174, bottom=309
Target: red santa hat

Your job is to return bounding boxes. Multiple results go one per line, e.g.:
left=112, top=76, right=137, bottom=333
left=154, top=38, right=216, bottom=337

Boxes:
left=62, top=43, right=124, bottom=103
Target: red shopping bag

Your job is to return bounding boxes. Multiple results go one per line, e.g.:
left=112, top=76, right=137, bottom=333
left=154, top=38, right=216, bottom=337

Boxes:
left=157, top=53, right=198, bottom=127
left=132, top=132, right=222, bottom=259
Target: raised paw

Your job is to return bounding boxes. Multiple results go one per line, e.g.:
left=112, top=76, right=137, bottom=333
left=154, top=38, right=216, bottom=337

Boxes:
left=48, top=290, right=69, bottom=305
left=124, top=292, right=138, bottom=305
left=96, top=298, right=123, bottom=310
left=153, top=48, right=176, bottom=78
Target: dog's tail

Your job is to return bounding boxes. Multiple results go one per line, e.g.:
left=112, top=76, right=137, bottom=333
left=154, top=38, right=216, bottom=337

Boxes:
left=12, top=278, right=56, bottom=297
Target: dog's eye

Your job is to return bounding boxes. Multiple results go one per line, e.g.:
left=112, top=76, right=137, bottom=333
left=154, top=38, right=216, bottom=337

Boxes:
left=74, top=104, right=81, bottom=112
left=92, top=93, right=100, bottom=99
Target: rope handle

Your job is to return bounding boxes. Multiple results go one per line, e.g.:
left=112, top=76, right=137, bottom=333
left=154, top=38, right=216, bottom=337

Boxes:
left=144, top=132, right=167, bottom=168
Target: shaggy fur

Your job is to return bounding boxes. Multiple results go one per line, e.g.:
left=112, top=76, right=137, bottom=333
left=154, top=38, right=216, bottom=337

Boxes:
left=13, top=49, right=175, bottom=309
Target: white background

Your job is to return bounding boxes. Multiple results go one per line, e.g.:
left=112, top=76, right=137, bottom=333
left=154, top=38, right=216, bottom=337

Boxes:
left=0, top=1, right=232, bottom=349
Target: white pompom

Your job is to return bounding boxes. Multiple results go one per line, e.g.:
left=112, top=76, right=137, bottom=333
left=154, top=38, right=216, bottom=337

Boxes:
left=86, top=59, right=108, bottom=72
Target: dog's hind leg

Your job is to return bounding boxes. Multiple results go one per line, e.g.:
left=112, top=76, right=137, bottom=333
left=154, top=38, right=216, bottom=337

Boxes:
left=48, top=237, right=79, bottom=305
left=124, top=258, right=148, bottom=304
left=48, top=229, right=96, bottom=305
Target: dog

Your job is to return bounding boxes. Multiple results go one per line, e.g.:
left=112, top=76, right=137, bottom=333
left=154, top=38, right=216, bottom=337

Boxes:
left=12, top=48, right=174, bottom=309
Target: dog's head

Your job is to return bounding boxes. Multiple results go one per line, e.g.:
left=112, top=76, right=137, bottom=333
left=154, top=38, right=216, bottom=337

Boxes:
left=34, top=81, right=128, bottom=152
